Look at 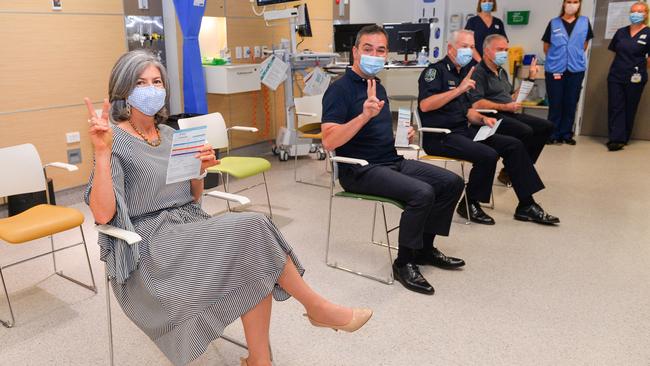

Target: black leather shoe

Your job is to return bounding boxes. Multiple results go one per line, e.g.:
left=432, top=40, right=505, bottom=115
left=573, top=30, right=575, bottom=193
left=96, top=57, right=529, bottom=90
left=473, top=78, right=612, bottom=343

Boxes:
left=546, top=138, right=559, bottom=145
left=607, top=142, right=624, bottom=151
left=497, top=168, right=512, bottom=187
left=392, top=262, right=434, bottom=295
left=562, top=137, right=577, bottom=145
left=457, top=199, right=495, bottom=225
left=514, top=203, right=560, bottom=225
left=416, top=248, right=465, bottom=269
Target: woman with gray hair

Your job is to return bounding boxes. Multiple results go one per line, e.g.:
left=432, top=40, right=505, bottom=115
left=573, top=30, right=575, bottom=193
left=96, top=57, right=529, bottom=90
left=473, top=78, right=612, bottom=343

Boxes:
left=84, top=50, right=372, bottom=366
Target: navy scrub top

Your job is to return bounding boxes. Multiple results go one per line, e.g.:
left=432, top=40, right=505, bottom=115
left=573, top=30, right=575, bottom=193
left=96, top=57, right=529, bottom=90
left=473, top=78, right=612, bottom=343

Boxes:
left=608, top=25, right=650, bottom=84
left=465, top=15, right=508, bottom=56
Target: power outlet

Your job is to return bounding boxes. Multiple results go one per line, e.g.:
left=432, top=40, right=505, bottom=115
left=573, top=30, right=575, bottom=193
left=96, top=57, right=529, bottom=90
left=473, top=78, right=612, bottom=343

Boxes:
left=243, top=46, right=251, bottom=59
left=66, top=131, right=80, bottom=144
left=235, top=46, right=243, bottom=59
left=254, top=46, right=261, bottom=58
left=67, top=148, right=82, bottom=164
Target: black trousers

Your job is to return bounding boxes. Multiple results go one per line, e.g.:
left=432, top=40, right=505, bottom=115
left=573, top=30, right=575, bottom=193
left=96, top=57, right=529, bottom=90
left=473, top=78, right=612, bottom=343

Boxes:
left=422, top=126, right=545, bottom=204
left=496, top=112, right=553, bottom=164
left=339, top=159, right=464, bottom=250
left=608, top=80, right=647, bottom=144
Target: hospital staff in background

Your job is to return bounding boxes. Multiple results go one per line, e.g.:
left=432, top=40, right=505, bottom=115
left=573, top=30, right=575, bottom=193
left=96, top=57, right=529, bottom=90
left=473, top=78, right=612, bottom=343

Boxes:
left=465, top=0, right=508, bottom=61
left=606, top=1, right=650, bottom=152
left=542, top=0, right=594, bottom=145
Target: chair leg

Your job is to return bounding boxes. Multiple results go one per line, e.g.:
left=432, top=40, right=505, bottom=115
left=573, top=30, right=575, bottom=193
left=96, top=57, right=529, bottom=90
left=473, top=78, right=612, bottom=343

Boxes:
left=325, top=182, right=335, bottom=266
left=49, top=234, right=58, bottom=273
left=54, top=226, right=97, bottom=293
left=370, top=202, right=378, bottom=245
left=0, top=266, right=16, bottom=328
left=380, top=203, right=395, bottom=284
left=224, top=174, right=232, bottom=213
left=460, top=162, right=471, bottom=225
left=293, top=147, right=299, bottom=182
left=105, top=266, right=114, bottom=366
left=262, top=172, right=273, bottom=219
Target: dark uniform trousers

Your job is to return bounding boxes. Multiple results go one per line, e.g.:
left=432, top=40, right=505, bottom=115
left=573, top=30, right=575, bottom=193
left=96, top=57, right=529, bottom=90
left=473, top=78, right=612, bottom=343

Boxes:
left=422, top=126, right=545, bottom=204
left=608, top=80, right=647, bottom=143
left=495, top=112, right=554, bottom=164
left=339, top=159, right=464, bottom=250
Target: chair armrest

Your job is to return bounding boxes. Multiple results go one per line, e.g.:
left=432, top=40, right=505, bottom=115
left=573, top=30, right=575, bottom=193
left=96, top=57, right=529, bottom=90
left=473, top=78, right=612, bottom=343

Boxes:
left=408, top=144, right=421, bottom=150
left=205, top=191, right=251, bottom=206
left=475, top=109, right=498, bottom=114
left=228, top=126, right=259, bottom=133
left=330, top=156, right=369, bottom=166
left=419, top=127, right=451, bottom=134
left=44, top=162, right=78, bottom=172
left=96, top=225, right=141, bottom=245
left=296, top=112, right=318, bottom=117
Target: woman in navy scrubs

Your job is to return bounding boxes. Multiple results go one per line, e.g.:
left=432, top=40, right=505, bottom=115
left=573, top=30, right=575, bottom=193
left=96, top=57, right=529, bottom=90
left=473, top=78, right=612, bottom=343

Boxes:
left=465, top=0, right=508, bottom=60
left=542, top=0, right=594, bottom=145
left=606, top=1, right=650, bottom=151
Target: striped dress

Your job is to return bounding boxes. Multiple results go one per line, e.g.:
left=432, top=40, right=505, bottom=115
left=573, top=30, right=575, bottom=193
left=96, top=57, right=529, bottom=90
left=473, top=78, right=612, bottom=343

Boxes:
left=85, top=125, right=304, bottom=366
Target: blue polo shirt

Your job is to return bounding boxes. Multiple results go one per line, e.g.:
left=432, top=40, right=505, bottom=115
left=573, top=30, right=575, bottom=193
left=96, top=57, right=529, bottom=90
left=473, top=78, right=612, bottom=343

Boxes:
left=322, top=68, right=401, bottom=172
left=608, top=26, right=650, bottom=84
left=465, top=15, right=508, bottom=57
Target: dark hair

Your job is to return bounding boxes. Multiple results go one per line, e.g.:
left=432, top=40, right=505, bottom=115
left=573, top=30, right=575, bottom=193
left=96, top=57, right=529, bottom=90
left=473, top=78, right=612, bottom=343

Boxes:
left=354, top=24, right=388, bottom=47
left=476, top=0, right=497, bottom=13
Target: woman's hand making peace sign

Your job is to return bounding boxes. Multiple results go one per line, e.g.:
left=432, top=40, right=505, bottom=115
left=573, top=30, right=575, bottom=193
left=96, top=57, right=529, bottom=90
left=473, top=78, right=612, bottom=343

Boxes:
left=85, top=97, right=113, bottom=153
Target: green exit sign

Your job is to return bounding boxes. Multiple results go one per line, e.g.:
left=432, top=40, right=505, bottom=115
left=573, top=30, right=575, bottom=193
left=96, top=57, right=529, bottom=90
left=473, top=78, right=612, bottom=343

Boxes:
left=507, top=11, right=530, bottom=25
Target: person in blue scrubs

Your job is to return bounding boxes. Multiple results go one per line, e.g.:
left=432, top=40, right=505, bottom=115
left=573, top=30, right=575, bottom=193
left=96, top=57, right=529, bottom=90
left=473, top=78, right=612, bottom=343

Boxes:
left=606, top=1, right=650, bottom=151
left=542, top=0, right=594, bottom=145
left=465, top=0, right=508, bottom=60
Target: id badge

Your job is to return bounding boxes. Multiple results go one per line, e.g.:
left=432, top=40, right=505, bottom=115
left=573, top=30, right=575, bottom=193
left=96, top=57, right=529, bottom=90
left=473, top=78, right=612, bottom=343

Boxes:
left=553, top=73, right=563, bottom=80
left=631, top=73, right=642, bottom=84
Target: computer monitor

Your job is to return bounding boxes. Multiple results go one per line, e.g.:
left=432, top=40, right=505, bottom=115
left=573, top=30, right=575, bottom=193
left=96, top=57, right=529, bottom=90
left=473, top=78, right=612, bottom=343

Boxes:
left=256, top=0, right=299, bottom=6
left=333, top=23, right=375, bottom=53
left=383, top=23, right=431, bottom=63
left=296, top=4, right=312, bottom=37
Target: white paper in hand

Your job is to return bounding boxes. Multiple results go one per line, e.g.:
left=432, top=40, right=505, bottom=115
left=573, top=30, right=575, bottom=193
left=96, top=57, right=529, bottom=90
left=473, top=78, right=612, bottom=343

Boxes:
left=166, top=126, right=207, bottom=184
left=394, top=108, right=411, bottom=148
left=473, top=119, right=502, bottom=142
left=516, top=80, right=535, bottom=103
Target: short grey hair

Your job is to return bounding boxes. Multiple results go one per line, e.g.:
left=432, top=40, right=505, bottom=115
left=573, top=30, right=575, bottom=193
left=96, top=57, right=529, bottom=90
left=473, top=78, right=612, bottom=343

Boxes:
left=449, top=29, right=475, bottom=47
left=483, top=34, right=508, bottom=52
left=108, top=50, right=169, bottom=125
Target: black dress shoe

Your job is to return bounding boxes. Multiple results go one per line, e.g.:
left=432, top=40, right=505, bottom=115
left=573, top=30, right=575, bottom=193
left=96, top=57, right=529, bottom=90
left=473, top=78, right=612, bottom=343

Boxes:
left=546, top=138, right=559, bottom=145
left=392, top=262, right=434, bottom=295
left=497, top=168, right=512, bottom=187
left=606, top=142, right=624, bottom=151
left=457, top=199, right=495, bottom=225
left=514, top=203, right=560, bottom=225
left=562, top=137, right=577, bottom=145
left=416, top=247, right=465, bottom=269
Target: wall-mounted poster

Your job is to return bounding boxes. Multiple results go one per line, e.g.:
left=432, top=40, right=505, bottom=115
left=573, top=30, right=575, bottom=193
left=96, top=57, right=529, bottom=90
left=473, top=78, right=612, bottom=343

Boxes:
left=52, top=0, right=62, bottom=10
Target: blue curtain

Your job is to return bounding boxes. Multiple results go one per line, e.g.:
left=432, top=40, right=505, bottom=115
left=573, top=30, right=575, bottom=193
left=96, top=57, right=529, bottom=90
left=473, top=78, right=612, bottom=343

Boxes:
left=173, top=0, right=208, bottom=114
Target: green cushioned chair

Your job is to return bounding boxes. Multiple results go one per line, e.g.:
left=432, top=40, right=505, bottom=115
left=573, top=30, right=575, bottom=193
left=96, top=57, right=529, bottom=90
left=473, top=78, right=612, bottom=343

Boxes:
left=325, top=153, right=405, bottom=285
left=178, top=113, right=273, bottom=218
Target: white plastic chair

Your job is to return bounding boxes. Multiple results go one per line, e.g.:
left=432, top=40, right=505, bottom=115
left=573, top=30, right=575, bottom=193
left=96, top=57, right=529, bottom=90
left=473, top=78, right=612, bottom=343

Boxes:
left=294, top=94, right=328, bottom=187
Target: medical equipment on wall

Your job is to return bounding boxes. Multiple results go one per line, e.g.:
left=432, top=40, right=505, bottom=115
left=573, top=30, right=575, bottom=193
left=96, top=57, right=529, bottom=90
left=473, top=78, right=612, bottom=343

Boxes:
left=415, top=0, right=447, bottom=62
left=125, top=15, right=166, bottom=66
left=253, top=3, right=337, bottom=161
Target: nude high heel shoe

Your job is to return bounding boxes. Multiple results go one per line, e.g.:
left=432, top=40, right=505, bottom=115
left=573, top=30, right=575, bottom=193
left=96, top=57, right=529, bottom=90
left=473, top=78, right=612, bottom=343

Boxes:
left=304, top=308, right=373, bottom=332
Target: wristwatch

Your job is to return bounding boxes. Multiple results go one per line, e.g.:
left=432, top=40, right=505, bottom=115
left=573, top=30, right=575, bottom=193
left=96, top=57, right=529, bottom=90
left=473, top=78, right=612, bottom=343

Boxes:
left=526, top=77, right=535, bottom=82
left=195, top=169, right=208, bottom=180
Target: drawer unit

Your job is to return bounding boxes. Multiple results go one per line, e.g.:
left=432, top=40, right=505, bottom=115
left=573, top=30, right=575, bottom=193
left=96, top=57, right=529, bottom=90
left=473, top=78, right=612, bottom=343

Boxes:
left=204, top=64, right=261, bottom=94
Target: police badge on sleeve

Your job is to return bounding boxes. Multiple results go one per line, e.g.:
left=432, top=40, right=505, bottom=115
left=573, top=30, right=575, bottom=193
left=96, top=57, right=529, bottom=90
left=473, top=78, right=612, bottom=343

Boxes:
left=424, top=68, right=437, bottom=82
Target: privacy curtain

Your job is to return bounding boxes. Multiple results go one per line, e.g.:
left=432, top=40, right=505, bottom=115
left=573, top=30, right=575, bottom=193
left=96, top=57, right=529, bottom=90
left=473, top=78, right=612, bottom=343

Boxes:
left=173, top=0, right=208, bottom=114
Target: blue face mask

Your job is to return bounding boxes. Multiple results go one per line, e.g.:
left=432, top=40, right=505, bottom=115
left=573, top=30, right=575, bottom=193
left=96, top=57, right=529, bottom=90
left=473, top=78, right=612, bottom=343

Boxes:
left=127, top=85, right=166, bottom=116
left=494, top=51, right=508, bottom=66
left=630, top=12, right=645, bottom=25
left=359, top=54, right=386, bottom=76
left=481, top=2, right=494, bottom=13
left=456, top=47, right=474, bottom=67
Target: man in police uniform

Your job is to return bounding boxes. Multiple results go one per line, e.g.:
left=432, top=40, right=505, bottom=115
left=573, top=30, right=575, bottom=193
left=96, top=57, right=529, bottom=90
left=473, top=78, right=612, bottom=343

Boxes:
left=469, top=34, right=554, bottom=186
left=417, top=29, right=559, bottom=226
left=322, top=25, right=465, bottom=295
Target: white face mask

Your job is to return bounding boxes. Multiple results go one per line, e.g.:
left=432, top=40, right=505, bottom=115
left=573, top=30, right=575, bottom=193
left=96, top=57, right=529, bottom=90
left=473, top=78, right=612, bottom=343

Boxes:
left=564, top=3, right=580, bottom=15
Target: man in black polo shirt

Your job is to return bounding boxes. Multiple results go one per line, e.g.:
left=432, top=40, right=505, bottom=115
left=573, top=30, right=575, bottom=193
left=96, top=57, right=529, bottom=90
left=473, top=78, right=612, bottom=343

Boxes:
left=418, top=29, right=559, bottom=226
left=321, top=24, right=465, bottom=295
left=468, top=34, right=554, bottom=186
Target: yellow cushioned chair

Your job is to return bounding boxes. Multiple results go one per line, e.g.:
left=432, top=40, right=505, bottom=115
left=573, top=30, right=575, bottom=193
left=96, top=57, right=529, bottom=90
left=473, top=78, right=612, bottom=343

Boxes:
left=0, top=144, right=96, bottom=328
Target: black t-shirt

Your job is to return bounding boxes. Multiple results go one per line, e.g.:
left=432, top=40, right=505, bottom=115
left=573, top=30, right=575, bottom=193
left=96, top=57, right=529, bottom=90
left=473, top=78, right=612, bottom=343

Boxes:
left=608, top=26, right=650, bottom=83
left=465, top=15, right=508, bottom=56
left=417, top=56, right=472, bottom=131
left=542, top=18, right=594, bottom=43
left=321, top=68, right=401, bottom=172
left=467, top=60, right=513, bottom=105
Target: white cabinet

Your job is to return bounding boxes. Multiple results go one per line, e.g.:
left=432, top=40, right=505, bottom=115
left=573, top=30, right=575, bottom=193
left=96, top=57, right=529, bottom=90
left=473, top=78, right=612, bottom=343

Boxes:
left=204, top=64, right=261, bottom=94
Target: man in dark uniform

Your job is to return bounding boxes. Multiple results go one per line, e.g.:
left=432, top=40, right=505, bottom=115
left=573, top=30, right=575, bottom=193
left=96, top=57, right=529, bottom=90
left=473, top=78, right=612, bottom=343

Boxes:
left=417, top=29, right=559, bottom=226
left=321, top=25, right=465, bottom=295
left=469, top=34, right=554, bottom=186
